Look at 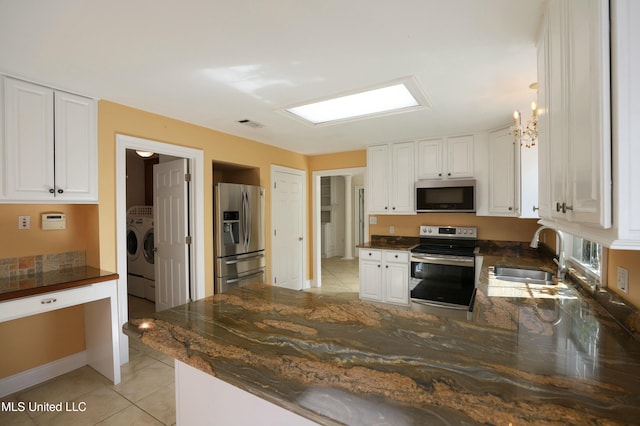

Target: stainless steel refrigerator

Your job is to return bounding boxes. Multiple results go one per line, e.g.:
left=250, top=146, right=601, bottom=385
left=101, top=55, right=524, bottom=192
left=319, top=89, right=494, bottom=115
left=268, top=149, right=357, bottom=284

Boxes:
left=214, top=183, right=266, bottom=293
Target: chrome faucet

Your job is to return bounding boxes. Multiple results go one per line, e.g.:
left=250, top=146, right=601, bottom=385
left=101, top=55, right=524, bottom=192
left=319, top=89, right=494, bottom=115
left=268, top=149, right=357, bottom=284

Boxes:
left=530, top=226, right=566, bottom=280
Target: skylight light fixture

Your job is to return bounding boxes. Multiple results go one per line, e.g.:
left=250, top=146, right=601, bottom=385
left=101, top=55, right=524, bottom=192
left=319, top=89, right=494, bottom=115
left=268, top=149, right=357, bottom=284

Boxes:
left=283, top=78, right=429, bottom=126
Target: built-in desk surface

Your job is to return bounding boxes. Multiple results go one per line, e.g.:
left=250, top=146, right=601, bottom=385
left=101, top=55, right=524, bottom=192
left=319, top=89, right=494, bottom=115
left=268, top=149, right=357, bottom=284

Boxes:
left=0, top=266, right=118, bottom=301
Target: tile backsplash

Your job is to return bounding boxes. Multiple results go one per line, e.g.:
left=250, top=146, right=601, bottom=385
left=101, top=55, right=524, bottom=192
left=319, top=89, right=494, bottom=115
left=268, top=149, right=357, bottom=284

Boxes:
left=0, top=251, right=86, bottom=279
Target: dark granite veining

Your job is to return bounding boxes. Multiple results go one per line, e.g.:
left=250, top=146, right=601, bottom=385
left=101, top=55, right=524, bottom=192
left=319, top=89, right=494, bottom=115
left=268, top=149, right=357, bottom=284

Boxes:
left=126, top=253, right=640, bottom=425
left=0, top=266, right=118, bottom=301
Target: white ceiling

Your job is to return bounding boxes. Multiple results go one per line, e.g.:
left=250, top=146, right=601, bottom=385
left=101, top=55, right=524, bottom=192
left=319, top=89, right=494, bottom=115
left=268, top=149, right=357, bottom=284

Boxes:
left=0, top=0, right=545, bottom=155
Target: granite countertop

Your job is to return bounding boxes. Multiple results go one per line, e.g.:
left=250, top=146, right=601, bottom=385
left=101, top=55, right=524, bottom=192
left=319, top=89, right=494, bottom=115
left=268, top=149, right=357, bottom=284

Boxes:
left=125, top=252, right=640, bottom=425
left=356, top=235, right=420, bottom=251
left=0, top=266, right=119, bottom=301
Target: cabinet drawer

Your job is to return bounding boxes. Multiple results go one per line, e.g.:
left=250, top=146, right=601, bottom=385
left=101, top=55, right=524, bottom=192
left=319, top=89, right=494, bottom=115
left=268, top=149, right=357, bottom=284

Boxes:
left=359, top=249, right=381, bottom=261
left=0, top=281, right=116, bottom=323
left=384, top=251, right=408, bottom=263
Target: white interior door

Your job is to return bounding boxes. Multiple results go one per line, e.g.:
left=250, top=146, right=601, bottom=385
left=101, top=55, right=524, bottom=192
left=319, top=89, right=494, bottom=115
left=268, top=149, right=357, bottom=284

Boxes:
left=154, top=159, right=190, bottom=311
left=272, top=168, right=305, bottom=290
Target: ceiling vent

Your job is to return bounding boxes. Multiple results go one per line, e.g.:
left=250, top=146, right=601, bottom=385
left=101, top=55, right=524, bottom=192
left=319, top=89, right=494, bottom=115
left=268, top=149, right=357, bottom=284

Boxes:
left=237, top=119, right=265, bottom=129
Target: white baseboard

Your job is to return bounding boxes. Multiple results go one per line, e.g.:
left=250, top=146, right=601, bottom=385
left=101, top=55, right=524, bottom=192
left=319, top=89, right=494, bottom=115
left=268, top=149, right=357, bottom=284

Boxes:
left=0, top=351, right=88, bottom=398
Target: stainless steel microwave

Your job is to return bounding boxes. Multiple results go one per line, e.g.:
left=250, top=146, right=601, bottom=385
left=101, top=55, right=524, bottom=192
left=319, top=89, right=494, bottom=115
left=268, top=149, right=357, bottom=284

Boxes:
left=415, top=179, right=476, bottom=213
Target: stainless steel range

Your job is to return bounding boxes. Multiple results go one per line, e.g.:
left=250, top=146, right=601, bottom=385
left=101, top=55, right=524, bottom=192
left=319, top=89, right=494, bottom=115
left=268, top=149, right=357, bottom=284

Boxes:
left=410, top=225, right=480, bottom=314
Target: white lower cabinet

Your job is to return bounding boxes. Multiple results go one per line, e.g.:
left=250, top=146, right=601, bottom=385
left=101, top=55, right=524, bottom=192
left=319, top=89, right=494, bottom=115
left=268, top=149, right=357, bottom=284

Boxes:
left=359, top=249, right=409, bottom=306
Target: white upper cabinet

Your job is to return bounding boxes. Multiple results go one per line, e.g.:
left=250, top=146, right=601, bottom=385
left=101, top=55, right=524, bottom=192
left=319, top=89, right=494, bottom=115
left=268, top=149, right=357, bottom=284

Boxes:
left=367, top=141, right=415, bottom=214
left=537, top=0, right=640, bottom=249
left=417, top=135, right=473, bottom=180
left=1, top=76, right=98, bottom=203
left=539, top=0, right=611, bottom=228
left=488, top=127, right=518, bottom=216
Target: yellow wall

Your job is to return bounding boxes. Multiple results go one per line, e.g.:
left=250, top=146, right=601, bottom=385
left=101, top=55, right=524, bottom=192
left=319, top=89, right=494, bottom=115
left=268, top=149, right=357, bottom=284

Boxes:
left=0, top=204, right=99, bottom=263
left=97, top=101, right=309, bottom=291
left=0, top=306, right=85, bottom=378
left=0, top=204, right=97, bottom=379
left=369, top=214, right=542, bottom=242
left=608, top=250, right=640, bottom=308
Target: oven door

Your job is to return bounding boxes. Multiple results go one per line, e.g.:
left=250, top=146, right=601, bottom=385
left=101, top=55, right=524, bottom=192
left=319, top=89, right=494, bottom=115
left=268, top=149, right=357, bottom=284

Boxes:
left=409, top=253, right=476, bottom=308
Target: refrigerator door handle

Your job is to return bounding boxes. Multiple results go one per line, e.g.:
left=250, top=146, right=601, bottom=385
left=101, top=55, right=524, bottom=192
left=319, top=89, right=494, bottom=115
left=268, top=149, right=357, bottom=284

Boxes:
left=224, top=253, right=265, bottom=265
left=246, top=190, right=252, bottom=249
left=226, top=270, right=264, bottom=284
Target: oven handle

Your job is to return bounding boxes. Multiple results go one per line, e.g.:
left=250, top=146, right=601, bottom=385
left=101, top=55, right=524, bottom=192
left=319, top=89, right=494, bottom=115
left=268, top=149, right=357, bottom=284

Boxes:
left=410, top=254, right=475, bottom=267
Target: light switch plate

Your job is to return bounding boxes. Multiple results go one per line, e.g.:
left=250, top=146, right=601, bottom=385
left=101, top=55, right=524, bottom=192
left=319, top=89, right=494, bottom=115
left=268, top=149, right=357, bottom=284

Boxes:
left=617, top=266, right=629, bottom=294
left=389, top=226, right=395, bottom=234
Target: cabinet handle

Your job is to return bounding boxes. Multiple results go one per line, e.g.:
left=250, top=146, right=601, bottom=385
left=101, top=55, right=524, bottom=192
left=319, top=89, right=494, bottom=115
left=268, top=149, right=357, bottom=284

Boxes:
left=392, top=206, right=396, bottom=210
left=41, top=298, right=57, bottom=305
left=447, top=173, right=451, bottom=176
left=368, top=252, right=372, bottom=256
left=384, top=206, right=388, bottom=210
left=556, top=202, right=563, bottom=212
left=438, top=173, right=442, bottom=177
left=49, top=188, right=55, bottom=194
left=385, top=265, right=389, bottom=268
left=57, top=188, right=64, bottom=194
left=377, top=264, right=381, bottom=268
left=563, top=203, right=573, bottom=213
left=394, top=255, right=398, bottom=258
left=533, top=206, right=539, bottom=212
left=508, top=207, right=513, bottom=211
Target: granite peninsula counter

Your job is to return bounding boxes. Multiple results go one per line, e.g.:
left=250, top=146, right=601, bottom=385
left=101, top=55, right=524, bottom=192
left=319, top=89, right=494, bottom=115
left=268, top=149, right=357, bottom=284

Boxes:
left=125, top=254, right=640, bottom=425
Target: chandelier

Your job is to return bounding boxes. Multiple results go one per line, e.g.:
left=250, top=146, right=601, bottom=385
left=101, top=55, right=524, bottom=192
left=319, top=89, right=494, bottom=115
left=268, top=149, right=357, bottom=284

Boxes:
left=512, top=83, right=538, bottom=148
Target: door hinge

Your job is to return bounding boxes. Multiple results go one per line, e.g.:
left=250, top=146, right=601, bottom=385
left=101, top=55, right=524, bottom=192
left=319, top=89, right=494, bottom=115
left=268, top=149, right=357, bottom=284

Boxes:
left=185, top=173, right=192, bottom=182
left=274, top=229, right=277, bottom=237
left=273, top=182, right=277, bottom=189
left=186, top=235, right=192, bottom=245
left=274, top=277, right=277, bottom=284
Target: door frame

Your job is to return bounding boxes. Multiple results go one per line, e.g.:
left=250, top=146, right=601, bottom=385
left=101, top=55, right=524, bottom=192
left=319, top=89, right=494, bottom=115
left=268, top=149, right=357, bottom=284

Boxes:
left=116, top=134, right=205, bottom=364
left=311, top=167, right=366, bottom=289
left=270, top=165, right=307, bottom=289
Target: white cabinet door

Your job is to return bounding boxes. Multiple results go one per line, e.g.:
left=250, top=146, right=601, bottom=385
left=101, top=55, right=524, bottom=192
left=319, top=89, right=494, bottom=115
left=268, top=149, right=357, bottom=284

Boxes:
left=389, top=141, right=414, bottom=213
left=536, top=11, right=552, bottom=220
left=447, top=135, right=474, bottom=179
left=488, top=128, right=517, bottom=216
left=385, top=263, right=408, bottom=305
left=383, top=251, right=409, bottom=306
left=367, top=142, right=415, bottom=214
left=54, top=90, right=98, bottom=201
left=1, top=76, right=98, bottom=203
left=367, top=144, right=389, bottom=213
left=359, top=259, right=382, bottom=301
left=564, top=0, right=611, bottom=227
left=3, top=77, right=55, bottom=200
left=416, top=136, right=473, bottom=180
left=541, top=0, right=611, bottom=227
left=416, top=138, right=444, bottom=179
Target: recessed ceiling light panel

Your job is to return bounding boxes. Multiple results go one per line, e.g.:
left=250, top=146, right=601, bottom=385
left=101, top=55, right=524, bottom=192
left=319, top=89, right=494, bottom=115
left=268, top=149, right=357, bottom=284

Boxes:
left=281, top=77, right=430, bottom=126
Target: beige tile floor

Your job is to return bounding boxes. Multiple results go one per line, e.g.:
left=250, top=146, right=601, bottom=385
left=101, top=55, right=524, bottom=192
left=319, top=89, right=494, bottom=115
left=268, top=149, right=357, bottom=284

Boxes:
left=306, top=256, right=359, bottom=294
left=1, top=296, right=175, bottom=426
left=1, top=260, right=358, bottom=426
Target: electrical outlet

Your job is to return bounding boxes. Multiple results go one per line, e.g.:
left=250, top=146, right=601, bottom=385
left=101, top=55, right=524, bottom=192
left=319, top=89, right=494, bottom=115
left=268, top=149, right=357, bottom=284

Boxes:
left=389, top=226, right=395, bottom=234
left=369, top=216, right=377, bottom=225
left=18, top=215, right=30, bottom=230
left=617, top=267, right=629, bottom=294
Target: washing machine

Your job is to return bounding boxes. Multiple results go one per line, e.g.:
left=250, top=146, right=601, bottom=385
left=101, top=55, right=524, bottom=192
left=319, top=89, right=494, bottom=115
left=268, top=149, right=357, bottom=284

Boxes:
left=127, top=206, right=155, bottom=300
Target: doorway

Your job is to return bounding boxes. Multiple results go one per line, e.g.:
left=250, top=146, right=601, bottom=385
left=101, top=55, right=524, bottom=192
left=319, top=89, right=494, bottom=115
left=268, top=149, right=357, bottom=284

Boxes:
left=311, top=167, right=366, bottom=291
left=116, top=134, right=205, bottom=364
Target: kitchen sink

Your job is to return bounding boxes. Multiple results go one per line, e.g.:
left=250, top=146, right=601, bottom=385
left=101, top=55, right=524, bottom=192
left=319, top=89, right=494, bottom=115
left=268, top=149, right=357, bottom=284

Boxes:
left=493, top=266, right=555, bottom=285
